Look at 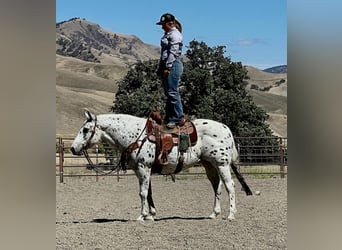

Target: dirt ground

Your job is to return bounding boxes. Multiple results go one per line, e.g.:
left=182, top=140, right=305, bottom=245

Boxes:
left=56, top=174, right=287, bottom=249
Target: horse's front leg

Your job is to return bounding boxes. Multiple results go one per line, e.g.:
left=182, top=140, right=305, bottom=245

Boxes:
left=147, top=179, right=156, bottom=217
left=134, top=163, right=153, bottom=221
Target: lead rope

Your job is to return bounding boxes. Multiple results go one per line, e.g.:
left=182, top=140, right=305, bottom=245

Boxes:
left=83, top=149, right=120, bottom=176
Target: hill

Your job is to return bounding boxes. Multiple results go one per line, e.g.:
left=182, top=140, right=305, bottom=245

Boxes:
left=263, top=65, right=287, bottom=73
left=56, top=18, right=160, bottom=135
left=56, top=17, right=160, bottom=65
left=245, top=66, right=287, bottom=137
left=56, top=18, right=287, bottom=137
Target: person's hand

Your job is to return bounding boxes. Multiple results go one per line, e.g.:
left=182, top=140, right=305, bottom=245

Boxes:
left=163, top=69, right=170, bottom=77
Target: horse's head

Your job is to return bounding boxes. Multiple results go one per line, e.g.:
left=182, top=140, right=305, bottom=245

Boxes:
left=70, top=110, right=99, bottom=155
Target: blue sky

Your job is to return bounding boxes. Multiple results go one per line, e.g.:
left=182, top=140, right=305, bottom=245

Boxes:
left=56, top=0, right=287, bottom=70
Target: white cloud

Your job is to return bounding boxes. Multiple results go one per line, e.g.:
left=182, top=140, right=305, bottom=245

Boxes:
left=234, top=38, right=267, bottom=46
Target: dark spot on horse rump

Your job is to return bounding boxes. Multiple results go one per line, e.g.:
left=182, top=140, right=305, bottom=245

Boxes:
left=219, top=148, right=224, bottom=151
left=202, top=122, right=208, bottom=125
left=213, top=134, right=217, bottom=137
left=220, top=140, right=224, bottom=143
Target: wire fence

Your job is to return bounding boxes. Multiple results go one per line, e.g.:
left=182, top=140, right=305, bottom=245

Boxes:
left=56, top=136, right=287, bottom=183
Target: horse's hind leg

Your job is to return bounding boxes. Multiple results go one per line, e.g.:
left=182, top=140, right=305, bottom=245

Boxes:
left=202, top=160, right=222, bottom=219
left=217, top=163, right=237, bottom=221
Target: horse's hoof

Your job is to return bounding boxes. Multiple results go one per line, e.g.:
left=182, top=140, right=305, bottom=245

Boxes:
left=150, top=208, right=156, bottom=216
left=144, top=215, right=154, bottom=221
left=228, top=215, right=235, bottom=221
left=136, top=215, right=145, bottom=222
left=208, top=212, right=219, bottom=219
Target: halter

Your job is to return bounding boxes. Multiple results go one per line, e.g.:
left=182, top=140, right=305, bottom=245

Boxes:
left=82, top=115, right=121, bottom=176
left=86, top=115, right=97, bottom=148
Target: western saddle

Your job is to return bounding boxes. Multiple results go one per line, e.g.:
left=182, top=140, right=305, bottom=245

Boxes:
left=119, top=112, right=198, bottom=179
left=146, top=111, right=198, bottom=174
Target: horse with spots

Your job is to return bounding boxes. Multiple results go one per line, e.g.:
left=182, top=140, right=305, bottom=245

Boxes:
left=71, top=111, right=252, bottom=221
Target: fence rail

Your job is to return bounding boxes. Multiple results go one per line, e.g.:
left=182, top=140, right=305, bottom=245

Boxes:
left=56, top=136, right=287, bottom=183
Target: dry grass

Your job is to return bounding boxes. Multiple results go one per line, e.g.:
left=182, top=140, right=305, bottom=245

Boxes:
left=56, top=56, right=287, bottom=137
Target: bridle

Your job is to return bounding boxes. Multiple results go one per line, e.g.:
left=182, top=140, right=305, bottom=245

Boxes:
left=82, top=115, right=120, bottom=176
left=86, top=115, right=97, bottom=149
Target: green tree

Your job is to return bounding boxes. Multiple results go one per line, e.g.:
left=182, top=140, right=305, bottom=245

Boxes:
left=112, top=40, right=273, bottom=137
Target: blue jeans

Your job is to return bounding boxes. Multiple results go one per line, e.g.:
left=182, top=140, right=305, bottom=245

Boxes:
left=163, top=58, right=183, bottom=123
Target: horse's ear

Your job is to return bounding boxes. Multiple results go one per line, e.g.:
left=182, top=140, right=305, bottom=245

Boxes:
left=84, top=108, right=94, bottom=122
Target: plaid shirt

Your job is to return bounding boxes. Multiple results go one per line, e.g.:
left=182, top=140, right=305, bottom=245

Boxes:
left=160, top=27, right=183, bottom=69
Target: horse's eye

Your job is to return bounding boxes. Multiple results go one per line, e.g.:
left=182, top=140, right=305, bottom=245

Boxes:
left=83, top=128, right=89, bottom=134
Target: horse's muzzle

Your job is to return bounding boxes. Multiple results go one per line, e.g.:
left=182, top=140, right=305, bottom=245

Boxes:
left=70, top=146, right=82, bottom=156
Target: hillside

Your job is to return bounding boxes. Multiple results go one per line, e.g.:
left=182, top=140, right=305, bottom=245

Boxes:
left=56, top=18, right=287, bottom=137
left=263, top=65, right=287, bottom=73
left=56, top=17, right=160, bottom=65
left=245, top=66, right=287, bottom=137
left=56, top=18, right=160, bottom=135
left=56, top=54, right=123, bottom=134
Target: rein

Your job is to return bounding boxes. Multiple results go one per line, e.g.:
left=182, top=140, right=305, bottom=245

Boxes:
left=82, top=115, right=122, bottom=176
left=83, top=149, right=121, bottom=176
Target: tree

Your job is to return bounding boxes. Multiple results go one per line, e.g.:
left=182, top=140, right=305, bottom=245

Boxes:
left=112, top=40, right=273, bottom=137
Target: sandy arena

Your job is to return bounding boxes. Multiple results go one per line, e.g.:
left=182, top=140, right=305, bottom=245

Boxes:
left=56, top=173, right=287, bottom=249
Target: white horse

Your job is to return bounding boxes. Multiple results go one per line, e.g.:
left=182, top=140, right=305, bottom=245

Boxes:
left=70, top=111, right=252, bottom=221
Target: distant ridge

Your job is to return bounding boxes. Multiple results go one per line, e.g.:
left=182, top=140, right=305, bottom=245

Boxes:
left=56, top=17, right=159, bottom=64
left=263, top=65, right=287, bottom=74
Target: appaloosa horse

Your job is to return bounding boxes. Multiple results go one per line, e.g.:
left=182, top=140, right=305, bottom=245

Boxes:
left=70, top=110, right=252, bottom=221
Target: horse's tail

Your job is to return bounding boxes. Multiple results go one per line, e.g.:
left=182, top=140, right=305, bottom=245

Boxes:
left=232, top=143, right=239, bottom=163
left=231, top=143, right=253, bottom=195
left=231, top=162, right=253, bottom=195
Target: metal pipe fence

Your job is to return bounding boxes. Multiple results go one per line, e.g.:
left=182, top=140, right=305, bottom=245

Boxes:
left=56, top=136, right=287, bottom=183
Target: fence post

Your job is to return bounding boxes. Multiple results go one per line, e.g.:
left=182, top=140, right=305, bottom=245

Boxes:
left=96, top=145, right=99, bottom=182
left=59, top=137, right=64, bottom=183
left=279, top=138, right=285, bottom=178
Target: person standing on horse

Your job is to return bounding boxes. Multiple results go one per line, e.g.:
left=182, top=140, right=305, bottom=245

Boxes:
left=156, top=13, right=184, bottom=129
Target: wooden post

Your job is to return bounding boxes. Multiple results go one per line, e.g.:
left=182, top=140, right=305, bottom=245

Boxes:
left=279, top=138, right=285, bottom=178
left=58, top=137, right=64, bottom=183
left=96, top=145, right=99, bottom=182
